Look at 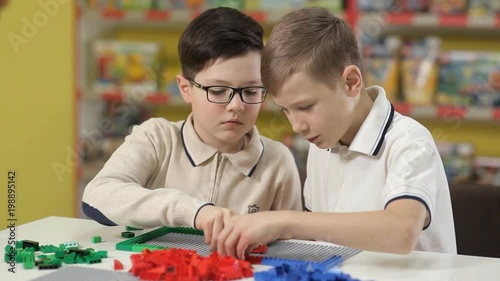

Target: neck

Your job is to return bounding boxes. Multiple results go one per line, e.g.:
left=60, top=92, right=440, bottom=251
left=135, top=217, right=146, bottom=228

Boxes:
left=340, top=89, right=373, bottom=146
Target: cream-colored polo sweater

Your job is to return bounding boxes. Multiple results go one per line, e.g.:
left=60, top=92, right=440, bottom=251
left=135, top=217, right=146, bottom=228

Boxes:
left=82, top=114, right=302, bottom=229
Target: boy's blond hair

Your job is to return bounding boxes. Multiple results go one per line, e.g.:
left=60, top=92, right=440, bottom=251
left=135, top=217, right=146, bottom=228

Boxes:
left=262, top=7, right=363, bottom=95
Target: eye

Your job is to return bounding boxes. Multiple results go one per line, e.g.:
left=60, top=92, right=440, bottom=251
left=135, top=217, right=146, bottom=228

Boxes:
left=208, top=87, right=230, bottom=96
left=298, top=105, right=313, bottom=110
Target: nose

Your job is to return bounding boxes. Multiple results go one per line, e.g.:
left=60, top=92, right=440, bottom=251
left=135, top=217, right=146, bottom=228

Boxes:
left=288, top=113, right=307, bottom=134
left=226, top=92, right=245, bottom=112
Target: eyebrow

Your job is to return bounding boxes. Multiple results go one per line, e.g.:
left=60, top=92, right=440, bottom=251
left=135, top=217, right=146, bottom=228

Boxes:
left=276, top=99, right=312, bottom=110
left=204, top=79, right=262, bottom=86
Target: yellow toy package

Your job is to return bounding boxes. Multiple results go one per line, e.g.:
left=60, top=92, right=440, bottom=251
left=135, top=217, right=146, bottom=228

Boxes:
left=401, top=37, right=440, bottom=106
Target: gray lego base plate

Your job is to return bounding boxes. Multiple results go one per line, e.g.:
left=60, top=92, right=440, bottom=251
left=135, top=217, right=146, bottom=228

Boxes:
left=144, top=232, right=361, bottom=263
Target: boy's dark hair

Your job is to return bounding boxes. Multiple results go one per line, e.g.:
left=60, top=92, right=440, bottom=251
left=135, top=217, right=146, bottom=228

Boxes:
left=179, top=7, right=264, bottom=79
left=262, top=7, right=362, bottom=95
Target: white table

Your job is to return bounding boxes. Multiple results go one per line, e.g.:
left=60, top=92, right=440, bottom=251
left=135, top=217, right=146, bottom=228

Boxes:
left=1, top=216, right=499, bottom=281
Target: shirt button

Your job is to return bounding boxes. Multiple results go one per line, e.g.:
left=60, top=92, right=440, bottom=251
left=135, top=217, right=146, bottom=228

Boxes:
left=341, top=183, right=347, bottom=190
left=342, top=155, right=350, bottom=161
left=339, top=145, right=348, bottom=152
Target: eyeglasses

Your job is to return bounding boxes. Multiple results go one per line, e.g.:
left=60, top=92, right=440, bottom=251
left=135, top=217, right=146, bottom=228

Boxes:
left=187, top=79, right=267, bottom=104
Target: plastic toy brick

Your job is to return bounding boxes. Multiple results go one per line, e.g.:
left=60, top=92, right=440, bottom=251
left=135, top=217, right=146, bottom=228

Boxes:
left=95, top=250, right=108, bottom=258
left=91, top=236, right=102, bottom=243
left=126, top=226, right=143, bottom=231
left=39, top=245, right=60, bottom=253
left=59, top=241, right=79, bottom=250
left=116, top=226, right=202, bottom=251
left=68, top=248, right=89, bottom=256
left=126, top=248, right=253, bottom=281
left=254, top=262, right=362, bottom=281
left=113, top=259, right=124, bottom=270
left=23, top=255, right=35, bottom=269
left=22, top=240, right=40, bottom=251
left=251, top=244, right=268, bottom=254
left=121, top=231, right=135, bottom=238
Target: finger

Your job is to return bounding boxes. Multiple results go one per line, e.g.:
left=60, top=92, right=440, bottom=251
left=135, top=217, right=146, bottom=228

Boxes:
left=210, top=215, right=223, bottom=252
left=217, top=226, right=231, bottom=257
left=203, top=219, right=214, bottom=245
left=224, top=228, right=241, bottom=258
left=236, top=240, right=249, bottom=260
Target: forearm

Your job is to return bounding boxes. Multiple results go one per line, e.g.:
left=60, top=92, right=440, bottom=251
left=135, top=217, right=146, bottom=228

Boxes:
left=280, top=210, right=421, bottom=254
left=83, top=177, right=205, bottom=228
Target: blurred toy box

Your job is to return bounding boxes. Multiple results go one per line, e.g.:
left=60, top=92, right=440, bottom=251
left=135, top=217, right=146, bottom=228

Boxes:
left=122, top=0, right=170, bottom=10
left=93, top=40, right=163, bottom=97
left=362, top=36, right=400, bottom=102
left=401, top=37, right=440, bottom=105
left=474, top=156, right=500, bottom=187
left=80, top=0, right=170, bottom=10
left=303, top=0, right=343, bottom=12
left=436, top=141, right=475, bottom=184
left=430, top=0, right=468, bottom=14
left=468, top=0, right=500, bottom=15
left=212, top=0, right=245, bottom=9
left=357, top=0, right=393, bottom=12
left=397, top=0, right=430, bottom=12
left=436, top=51, right=500, bottom=107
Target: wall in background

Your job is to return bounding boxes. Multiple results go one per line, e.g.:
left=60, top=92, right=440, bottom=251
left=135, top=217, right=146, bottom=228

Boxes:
left=0, top=0, right=75, bottom=229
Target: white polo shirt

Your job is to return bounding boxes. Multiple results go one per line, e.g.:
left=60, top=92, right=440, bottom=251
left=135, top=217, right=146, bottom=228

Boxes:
left=304, top=86, right=457, bottom=254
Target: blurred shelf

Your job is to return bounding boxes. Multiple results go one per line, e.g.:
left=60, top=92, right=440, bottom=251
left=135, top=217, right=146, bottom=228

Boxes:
left=79, top=8, right=344, bottom=27
left=82, top=90, right=170, bottom=104
left=393, top=103, right=500, bottom=122
left=361, top=12, right=500, bottom=29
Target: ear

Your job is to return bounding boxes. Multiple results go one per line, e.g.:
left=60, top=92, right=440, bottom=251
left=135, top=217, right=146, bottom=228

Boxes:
left=177, top=74, right=192, bottom=104
left=342, top=65, right=363, bottom=96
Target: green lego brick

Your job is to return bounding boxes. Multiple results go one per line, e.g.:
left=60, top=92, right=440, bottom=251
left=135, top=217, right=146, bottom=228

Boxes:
left=126, top=226, right=143, bottom=231
left=23, top=255, right=35, bottom=269
left=63, top=253, right=76, bottom=264
left=21, top=240, right=40, bottom=251
left=91, top=236, right=102, bottom=243
left=121, top=231, right=135, bottom=238
left=115, top=226, right=203, bottom=252
left=83, top=255, right=102, bottom=264
left=38, top=259, right=61, bottom=270
left=40, top=245, right=59, bottom=253
left=15, top=241, right=23, bottom=249
left=59, top=241, right=79, bottom=250
left=95, top=250, right=108, bottom=258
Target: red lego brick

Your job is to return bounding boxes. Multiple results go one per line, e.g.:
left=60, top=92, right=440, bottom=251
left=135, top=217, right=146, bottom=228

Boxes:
left=113, top=259, right=124, bottom=270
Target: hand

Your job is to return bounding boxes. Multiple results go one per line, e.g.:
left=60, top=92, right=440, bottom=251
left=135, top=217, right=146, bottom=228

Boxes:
left=216, top=211, right=289, bottom=260
left=194, top=205, right=237, bottom=251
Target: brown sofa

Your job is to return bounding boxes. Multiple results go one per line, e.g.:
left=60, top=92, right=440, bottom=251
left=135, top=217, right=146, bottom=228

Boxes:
left=449, top=183, right=500, bottom=258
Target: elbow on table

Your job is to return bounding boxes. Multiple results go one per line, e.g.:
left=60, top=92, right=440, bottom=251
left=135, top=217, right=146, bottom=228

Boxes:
left=391, top=222, right=421, bottom=254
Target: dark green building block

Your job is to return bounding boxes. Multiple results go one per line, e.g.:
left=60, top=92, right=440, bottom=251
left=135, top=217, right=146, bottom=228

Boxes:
left=121, top=231, right=135, bottom=238
left=116, top=226, right=203, bottom=252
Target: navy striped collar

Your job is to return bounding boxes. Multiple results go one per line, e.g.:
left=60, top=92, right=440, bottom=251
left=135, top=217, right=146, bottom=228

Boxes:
left=345, top=86, right=395, bottom=157
left=180, top=114, right=264, bottom=177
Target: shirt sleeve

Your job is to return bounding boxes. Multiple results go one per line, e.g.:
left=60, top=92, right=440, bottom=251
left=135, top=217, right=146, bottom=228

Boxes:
left=384, top=139, right=440, bottom=229
left=82, top=119, right=207, bottom=229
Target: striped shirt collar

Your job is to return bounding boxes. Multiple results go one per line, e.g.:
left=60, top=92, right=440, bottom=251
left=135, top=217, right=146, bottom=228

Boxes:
left=340, top=86, right=394, bottom=156
left=181, top=113, right=264, bottom=177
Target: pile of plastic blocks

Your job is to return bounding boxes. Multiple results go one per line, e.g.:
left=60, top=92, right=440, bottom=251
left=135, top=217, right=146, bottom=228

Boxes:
left=255, top=263, right=363, bottom=281
left=127, top=248, right=253, bottom=281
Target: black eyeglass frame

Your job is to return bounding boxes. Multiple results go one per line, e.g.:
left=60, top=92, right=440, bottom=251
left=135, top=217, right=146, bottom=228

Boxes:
left=187, top=78, right=267, bottom=104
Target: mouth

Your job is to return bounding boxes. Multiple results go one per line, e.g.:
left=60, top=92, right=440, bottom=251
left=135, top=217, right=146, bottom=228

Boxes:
left=222, top=120, right=243, bottom=125
left=306, top=136, right=319, bottom=143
